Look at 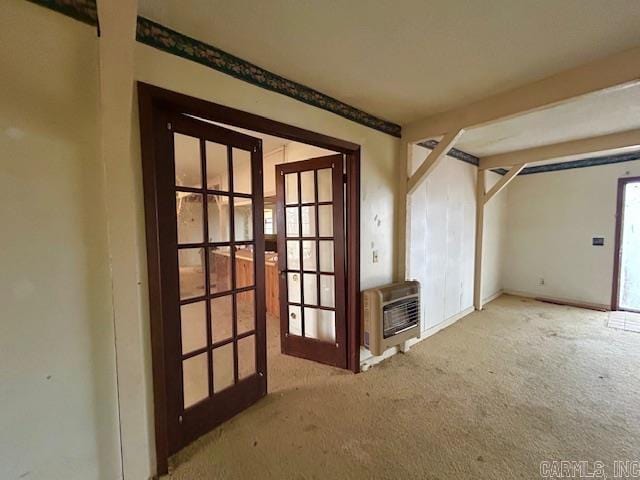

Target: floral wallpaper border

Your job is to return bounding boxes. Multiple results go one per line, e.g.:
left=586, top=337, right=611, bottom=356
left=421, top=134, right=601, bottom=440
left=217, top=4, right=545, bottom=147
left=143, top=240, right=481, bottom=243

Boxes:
left=135, top=16, right=402, bottom=138
left=511, top=151, right=640, bottom=176
left=25, top=2, right=401, bottom=137
left=27, top=0, right=98, bottom=26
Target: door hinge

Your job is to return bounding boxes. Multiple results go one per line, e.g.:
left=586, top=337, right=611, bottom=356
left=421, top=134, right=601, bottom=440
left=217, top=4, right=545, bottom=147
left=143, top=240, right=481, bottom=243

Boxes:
left=178, top=415, right=183, bottom=424
left=343, top=173, right=347, bottom=183
left=167, top=122, right=172, bottom=131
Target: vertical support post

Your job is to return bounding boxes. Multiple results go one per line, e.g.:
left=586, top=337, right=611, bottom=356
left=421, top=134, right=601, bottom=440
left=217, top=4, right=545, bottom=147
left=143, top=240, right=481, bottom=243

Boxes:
left=397, top=140, right=412, bottom=281
left=97, top=0, right=153, bottom=478
left=474, top=169, right=486, bottom=310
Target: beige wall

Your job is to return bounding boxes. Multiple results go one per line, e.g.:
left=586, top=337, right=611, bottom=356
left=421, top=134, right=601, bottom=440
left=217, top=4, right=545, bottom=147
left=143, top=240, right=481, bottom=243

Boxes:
left=0, top=2, right=121, bottom=479
left=503, top=160, right=640, bottom=307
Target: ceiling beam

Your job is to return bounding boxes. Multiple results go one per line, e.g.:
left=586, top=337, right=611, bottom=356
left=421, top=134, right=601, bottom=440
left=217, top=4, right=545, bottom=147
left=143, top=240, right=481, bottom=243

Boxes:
left=479, top=128, right=640, bottom=170
left=403, top=47, right=640, bottom=143
left=407, top=129, right=464, bottom=195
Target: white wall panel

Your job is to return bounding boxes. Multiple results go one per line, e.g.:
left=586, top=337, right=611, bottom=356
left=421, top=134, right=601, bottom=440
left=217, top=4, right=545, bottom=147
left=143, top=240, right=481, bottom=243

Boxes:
left=407, top=145, right=506, bottom=334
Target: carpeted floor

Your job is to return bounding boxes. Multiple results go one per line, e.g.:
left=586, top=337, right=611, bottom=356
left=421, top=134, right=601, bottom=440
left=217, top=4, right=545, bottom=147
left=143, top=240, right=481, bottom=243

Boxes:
left=167, top=295, right=640, bottom=479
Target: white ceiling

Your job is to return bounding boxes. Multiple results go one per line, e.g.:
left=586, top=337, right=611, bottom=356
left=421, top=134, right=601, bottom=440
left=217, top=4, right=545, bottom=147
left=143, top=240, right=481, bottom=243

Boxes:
left=138, top=0, right=640, bottom=125
left=456, top=83, right=640, bottom=159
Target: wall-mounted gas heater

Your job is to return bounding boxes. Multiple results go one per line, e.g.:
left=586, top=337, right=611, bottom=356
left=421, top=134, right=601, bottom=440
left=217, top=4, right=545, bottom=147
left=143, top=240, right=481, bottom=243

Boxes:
left=362, top=281, right=420, bottom=356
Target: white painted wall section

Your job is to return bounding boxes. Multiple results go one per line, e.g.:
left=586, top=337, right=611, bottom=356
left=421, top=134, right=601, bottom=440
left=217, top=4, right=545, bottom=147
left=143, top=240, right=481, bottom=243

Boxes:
left=406, top=145, right=506, bottom=335
left=482, top=171, right=509, bottom=301
left=503, top=159, right=640, bottom=307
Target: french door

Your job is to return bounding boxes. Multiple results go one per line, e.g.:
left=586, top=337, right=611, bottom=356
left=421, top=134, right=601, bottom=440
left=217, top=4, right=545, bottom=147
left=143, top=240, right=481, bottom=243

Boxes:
left=276, top=155, right=347, bottom=368
left=154, top=112, right=266, bottom=453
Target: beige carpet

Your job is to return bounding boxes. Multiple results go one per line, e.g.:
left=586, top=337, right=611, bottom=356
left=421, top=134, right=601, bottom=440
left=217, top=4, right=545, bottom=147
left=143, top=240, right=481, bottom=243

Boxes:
left=167, top=295, right=640, bottom=479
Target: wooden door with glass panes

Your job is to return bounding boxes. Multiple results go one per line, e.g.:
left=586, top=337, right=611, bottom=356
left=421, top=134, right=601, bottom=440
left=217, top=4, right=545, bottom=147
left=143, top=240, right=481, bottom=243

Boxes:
left=157, top=112, right=266, bottom=453
left=275, top=155, right=347, bottom=368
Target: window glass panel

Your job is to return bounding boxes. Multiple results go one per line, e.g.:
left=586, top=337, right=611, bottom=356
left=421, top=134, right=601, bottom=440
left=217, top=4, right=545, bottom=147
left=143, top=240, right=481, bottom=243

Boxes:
left=300, top=171, right=315, bottom=203
left=264, top=209, right=274, bottom=235
left=303, top=274, right=317, bottom=305
left=237, top=290, right=255, bottom=334
left=179, top=248, right=205, bottom=300
left=212, top=343, right=234, bottom=393
left=320, top=274, right=335, bottom=308
left=287, top=272, right=301, bottom=303
left=286, top=207, right=299, bottom=237
left=301, top=206, right=315, bottom=237
left=317, top=168, right=332, bottom=202
left=180, top=301, right=207, bottom=354
left=285, top=173, right=298, bottom=205
left=175, top=133, right=201, bottom=188
left=235, top=245, right=254, bottom=288
left=211, top=295, right=233, bottom=342
left=319, top=241, right=334, bottom=273
left=206, top=141, right=228, bottom=191
left=304, top=308, right=335, bottom=342
left=288, top=305, right=302, bottom=336
left=208, top=195, right=230, bottom=243
left=176, top=193, right=203, bottom=244
left=286, top=240, right=300, bottom=270
left=238, top=335, right=256, bottom=380
left=234, top=198, right=253, bottom=241
left=318, top=204, right=333, bottom=237
left=183, top=353, right=208, bottom=408
left=233, top=148, right=252, bottom=194
left=302, top=240, right=316, bottom=271
left=209, top=247, right=231, bottom=294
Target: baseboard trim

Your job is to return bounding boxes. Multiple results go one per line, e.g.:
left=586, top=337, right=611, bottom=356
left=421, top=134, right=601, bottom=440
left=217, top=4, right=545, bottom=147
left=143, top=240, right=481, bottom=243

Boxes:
left=502, top=289, right=609, bottom=312
left=360, top=305, right=475, bottom=371
left=482, top=290, right=504, bottom=305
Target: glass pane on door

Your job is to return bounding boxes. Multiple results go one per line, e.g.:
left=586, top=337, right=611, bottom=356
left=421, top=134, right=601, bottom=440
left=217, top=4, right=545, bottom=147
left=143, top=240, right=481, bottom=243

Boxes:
left=175, top=133, right=201, bottom=188
left=280, top=166, right=337, bottom=344
left=183, top=353, right=208, bottom=408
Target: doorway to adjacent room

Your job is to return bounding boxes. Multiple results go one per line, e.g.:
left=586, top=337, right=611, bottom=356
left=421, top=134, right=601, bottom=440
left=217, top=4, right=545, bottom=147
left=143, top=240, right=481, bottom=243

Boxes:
left=137, top=83, right=361, bottom=474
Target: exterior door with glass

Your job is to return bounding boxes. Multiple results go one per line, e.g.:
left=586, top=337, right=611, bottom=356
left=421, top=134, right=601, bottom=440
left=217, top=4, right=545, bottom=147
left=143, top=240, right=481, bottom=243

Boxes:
left=156, top=112, right=266, bottom=453
left=276, top=155, right=347, bottom=368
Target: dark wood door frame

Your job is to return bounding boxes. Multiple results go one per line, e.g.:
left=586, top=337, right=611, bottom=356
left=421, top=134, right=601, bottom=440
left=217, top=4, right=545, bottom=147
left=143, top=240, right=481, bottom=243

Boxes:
left=138, top=82, right=361, bottom=475
left=612, top=175, right=640, bottom=311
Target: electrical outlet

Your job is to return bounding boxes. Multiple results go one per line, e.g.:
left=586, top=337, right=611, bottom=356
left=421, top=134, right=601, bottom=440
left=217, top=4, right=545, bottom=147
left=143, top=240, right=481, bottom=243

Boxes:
left=372, top=250, right=379, bottom=263
left=539, top=277, right=545, bottom=286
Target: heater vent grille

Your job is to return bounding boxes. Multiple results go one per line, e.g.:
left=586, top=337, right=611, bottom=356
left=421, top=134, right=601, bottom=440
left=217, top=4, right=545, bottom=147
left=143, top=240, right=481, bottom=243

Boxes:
left=383, top=297, right=420, bottom=338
